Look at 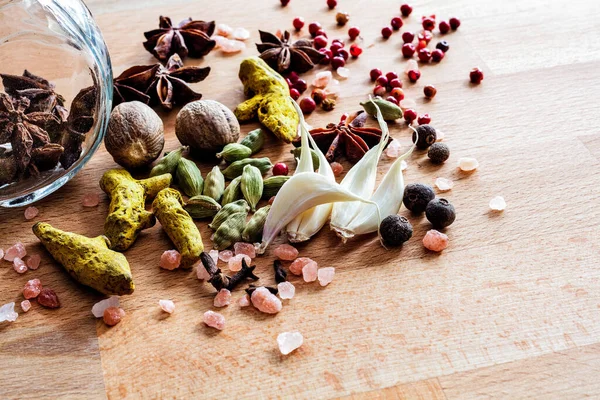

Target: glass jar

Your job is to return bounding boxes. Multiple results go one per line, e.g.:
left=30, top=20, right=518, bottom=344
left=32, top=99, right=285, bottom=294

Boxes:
left=0, top=0, right=112, bottom=207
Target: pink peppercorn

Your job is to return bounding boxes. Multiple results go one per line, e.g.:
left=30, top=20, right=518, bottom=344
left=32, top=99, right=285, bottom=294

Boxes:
left=402, top=31, right=415, bottom=43
left=431, top=49, right=444, bottom=62
left=370, top=68, right=383, bottom=81
left=439, top=21, right=450, bottom=34
left=418, top=30, right=433, bottom=43
left=373, top=85, right=386, bottom=97
left=404, top=109, right=418, bottom=123
left=314, top=35, right=328, bottom=49
left=418, top=48, right=432, bottom=63
left=299, top=97, right=317, bottom=114
left=294, top=79, right=307, bottom=93
left=293, top=17, right=305, bottom=31
left=386, top=96, right=399, bottom=105
left=289, top=88, right=300, bottom=100
left=418, top=114, right=431, bottom=124
left=400, top=4, right=413, bottom=17
left=469, top=67, right=484, bottom=84
left=402, top=43, right=416, bottom=58
left=407, top=69, right=421, bottom=82
left=381, top=26, right=393, bottom=39
left=331, top=56, right=345, bottom=69
left=327, top=0, right=337, bottom=9
left=422, top=17, right=435, bottom=31
left=390, top=87, right=405, bottom=101
left=315, top=29, right=327, bottom=38
left=280, top=0, right=290, bottom=6
left=308, top=22, right=322, bottom=37
left=330, top=42, right=343, bottom=54
left=337, top=48, right=349, bottom=61
left=272, top=163, right=289, bottom=176
left=391, top=17, right=403, bottom=30
left=349, top=44, right=362, bottom=58
left=417, top=40, right=427, bottom=50
left=385, top=71, right=399, bottom=81
left=375, top=75, right=388, bottom=87
left=348, top=26, right=360, bottom=40
left=449, top=17, right=461, bottom=30
left=389, top=78, right=402, bottom=89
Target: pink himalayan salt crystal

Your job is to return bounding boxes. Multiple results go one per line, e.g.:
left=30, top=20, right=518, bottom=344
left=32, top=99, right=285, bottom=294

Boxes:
left=23, top=278, right=42, bottom=299
left=273, top=244, right=299, bottom=261
left=399, top=98, right=417, bottom=112
left=220, top=38, right=245, bottom=53
left=232, top=27, right=250, bottom=41
left=324, top=79, right=340, bottom=98
left=160, top=250, right=181, bottom=270
left=26, top=254, right=41, bottom=270
left=216, top=23, right=233, bottom=37
left=251, top=287, right=282, bottom=314
left=289, top=257, right=315, bottom=276
left=234, top=242, right=256, bottom=258
left=312, top=71, right=332, bottom=88
left=24, top=206, right=39, bottom=220
left=239, top=294, right=251, bottom=307
left=401, top=160, right=408, bottom=171
left=196, top=262, right=211, bottom=280
left=13, top=258, right=27, bottom=274
left=404, top=59, right=419, bottom=73
left=212, top=35, right=228, bottom=49
left=330, top=162, right=343, bottom=177
left=0, top=249, right=3, bottom=260
left=458, top=157, right=479, bottom=172
left=277, top=281, right=296, bottom=299
left=208, top=249, right=219, bottom=265
left=385, top=139, right=402, bottom=158
left=277, top=331, right=303, bottom=355
left=159, top=299, right=175, bottom=314
left=302, top=261, right=319, bottom=282
left=435, top=177, right=454, bottom=192
left=213, top=289, right=232, bottom=307
left=336, top=67, right=350, bottom=79
left=436, top=130, right=445, bottom=141
left=82, top=193, right=100, bottom=207
left=489, top=196, right=507, bottom=211
left=103, top=307, right=125, bottom=326
left=21, top=300, right=31, bottom=312
left=219, top=250, right=234, bottom=263
left=423, top=229, right=449, bottom=252
left=203, top=310, right=225, bottom=330
left=0, top=302, right=18, bottom=322
left=4, top=242, right=26, bottom=262
left=92, top=296, right=120, bottom=318
left=228, top=254, right=251, bottom=272
left=317, top=267, right=336, bottom=286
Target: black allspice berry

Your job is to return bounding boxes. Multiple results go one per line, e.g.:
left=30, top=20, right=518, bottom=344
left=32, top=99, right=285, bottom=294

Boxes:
left=380, top=215, right=413, bottom=246
left=425, top=198, right=456, bottom=228
left=412, top=124, right=437, bottom=150
left=403, top=183, right=435, bottom=213
left=427, top=143, right=450, bottom=164
left=436, top=40, right=450, bottom=53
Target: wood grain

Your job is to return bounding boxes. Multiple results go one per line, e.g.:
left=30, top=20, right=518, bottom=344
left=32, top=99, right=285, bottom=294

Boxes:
left=1, top=0, right=600, bottom=398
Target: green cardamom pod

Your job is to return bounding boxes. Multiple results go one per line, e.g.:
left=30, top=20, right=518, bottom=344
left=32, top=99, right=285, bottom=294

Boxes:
left=221, top=176, right=242, bottom=205
left=150, top=146, right=185, bottom=177
left=202, top=166, right=225, bottom=202
left=360, top=98, right=403, bottom=121
left=241, top=165, right=263, bottom=211
left=212, top=211, right=247, bottom=250
left=209, top=199, right=250, bottom=230
left=239, top=128, right=266, bottom=154
left=175, top=158, right=204, bottom=197
left=262, top=176, right=291, bottom=199
left=184, top=195, right=222, bottom=219
left=216, top=143, right=253, bottom=163
left=291, top=147, right=320, bottom=171
left=221, top=157, right=273, bottom=180
left=242, top=205, right=270, bottom=243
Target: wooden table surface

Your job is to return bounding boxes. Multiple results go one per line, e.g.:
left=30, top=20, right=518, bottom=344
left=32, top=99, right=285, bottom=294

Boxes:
left=2, top=0, right=600, bottom=398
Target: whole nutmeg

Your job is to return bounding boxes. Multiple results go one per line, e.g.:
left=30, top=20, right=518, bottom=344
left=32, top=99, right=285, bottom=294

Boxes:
left=175, top=100, right=240, bottom=153
left=105, top=101, right=164, bottom=169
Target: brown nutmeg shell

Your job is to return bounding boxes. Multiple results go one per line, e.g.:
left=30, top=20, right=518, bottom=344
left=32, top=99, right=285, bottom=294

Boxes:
left=105, top=101, right=164, bottom=169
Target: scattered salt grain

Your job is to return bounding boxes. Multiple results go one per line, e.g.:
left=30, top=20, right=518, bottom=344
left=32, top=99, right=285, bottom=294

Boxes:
left=489, top=196, right=506, bottom=211
left=312, top=71, right=333, bottom=88
left=26, top=254, right=41, bottom=270
left=234, top=242, right=256, bottom=258
left=216, top=23, right=233, bottom=37
left=82, top=193, right=100, bottom=207
left=399, top=98, right=417, bottom=111
left=212, top=35, right=228, bottom=49
left=435, top=177, right=454, bottom=192
left=0, top=248, right=3, bottom=260
left=277, top=281, right=296, bottom=299
left=324, top=79, right=341, bottom=98
left=458, top=157, right=479, bottom=172
left=317, top=267, right=335, bottom=286
left=0, top=302, right=18, bottom=322
left=239, top=294, right=251, bottom=307
left=196, top=262, right=211, bottom=280
left=103, top=307, right=125, bottom=326
left=160, top=250, right=181, bottom=270
left=251, top=287, right=282, bottom=314
left=336, top=67, right=350, bottom=79
left=435, top=130, right=445, bottom=141
left=214, top=289, right=232, bottom=307
left=385, top=139, right=402, bottom=158
left=277, top=331, right=303, bottom=355
left=92, top=296, right=120, bottom=318
left=208, top=249, right=219, bottom=265
left=423, top=229, right=449, bottom=252
left=219, top=250, right=234, bottom=263
left=232, top=27, right=250, bottom=41
left=23, top=278, right=42, bottom=299
left=302, top=261, right=318, bottom=282
left=24, top=206, right=39, bottom=220
left=404, top=59, right=419, bottom=73
left=401, top=160, right=408, bottom=171
left=220, top=38, right=245, bottom=53
left=159, top=299, right=175, bottom=314
left=228, top=254, right=251, bottom=272
left=290, top=257, right=315, bottom=275
left=21, top=300, right=31, bottom=312
left=273, top=244, right=299, bottom=261
left=13, top=257, right=27, bottom=274
left=203, top=310, right=225, bottom=330
left=4, top=242, right=26, bottom=262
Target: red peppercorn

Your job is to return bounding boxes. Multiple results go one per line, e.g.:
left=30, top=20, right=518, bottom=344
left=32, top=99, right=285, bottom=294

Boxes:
left=402, top=43, right=416, bottom=58
left=449, top=17, right=461, bottom=30
left=418, top=114, right=431, bottom=125
left=300, top=97, right=317, bottom=114
left=418, top=30, right=433, bottom=43
left=418, top=48, right=431, bottom=63
left=293, top=17, right=305, bottom=31
left=314, top=35, right=328, bottom=50
left=389, top=78, right=402, bottom=89
left=285, top=78, right=293, bottom=88
left=332, top=39, right=345, bottom=47
left=349, top=44, right=362, bottom=58
left=281, top=0, right=290, bottom=6
left=373, top=85, right=386, bottom=97
left=337, top=48, right=349, bottom=61
left=423, top=85, right=437, bottom=99
left=287, top=71, right=299, bottom=83
left=407, top=69, right=421, bottom=82
left=422, top=17, right=435, bottom=31
left=469, top=67, right=484, bottom=84
left=316, top=29, right=328, bottom=38
left=273, top=162, right=289, bottom=176
left=331, top=56, right=346, bottom=69
left=402, top=31, right=415, bottom=43
left=400, top=4, right=413, bottom=17
left=404, top=109, right=417, bottom=123
left=385, top=71, right=399, bottom=81
left=381, top=26, right=393, bottom=39
left=327, top=0, right=337, bottom=9
left=386, top=96, right=399, bottom=105
left=431, top=49, right=444, bottom=62
left=417, top=40, right=427, bottom=50
left=438, top=21, right=450, bottom=34
left=318, top=49, right=331, bottom=65
left=390, top=87, right=405, bottom=101
left=289, top=88, right=300, bottom=100
left=308, top=22, right=322, bottom=37
left=391, top=17, right=403, bottom=30
left=376, top=75, right=389, bottom=87
left=370, top=68, right=383, bottom=81
left=347, top=26, right=360, bottom=40
left=330, top=42, right=343, bottom=54
left=294, top=79, right=308, bottom=93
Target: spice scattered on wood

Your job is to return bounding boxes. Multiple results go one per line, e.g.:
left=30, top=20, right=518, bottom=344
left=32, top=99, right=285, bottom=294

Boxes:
left=489, top=196, right=506, bottom=211
left=159, top=300, right=175, bottom=314
left=213, top=289, right=232, bottom=307
left=302, top=261, right=319, bottom=282
left=228, top=254, right=251, bottom=272
left=425, top=198, right=456, bottom=228
left=143, top=16, right=216, bottom=61
left=317, top=267, right=335, bottom=286
left=434, top=177, right=454, bottom=192
left=24, top=206, right=39, bottom=220
left=380, top=215, right=413, bottom=247
left=160, top=250, right=182, bottom=270
left=428, top=142, right=450, bottom=164
left=4, top=242, right=26, bottom=262
left=277, top=331, right=304, bottom=355
left=13, top=258, right=27, bottom=274
left=403, top=183, right=435, bottom=214
left=37, top=288, right=60, bottom=308
left=257, top=30, right=324, bottom=74
left=82, top=193, right=100, bottom=207
left=103, top=307, right=125, bottom=326
left=23, top=279, right=42, bottom=299
left=277, top=282, right=295, bottom=299
left=273, top=244, right=299, bottom=261
left=203, top=310, right=225, bottom=330
left=423, top=229, right=449, bottom=252
left=290, top=257, right=315, bottom=276
left=0, top=302, right=18, bottom=322
left=251, top=286, right=282, bottom=314
left=458, top=157, right=479, bottom=171
left=20, top=300, right=31, bottom=313
left=92, top=297, right=120, bottom=318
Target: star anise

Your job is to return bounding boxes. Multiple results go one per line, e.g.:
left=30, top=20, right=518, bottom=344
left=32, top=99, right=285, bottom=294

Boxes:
left=294, top=112, right=391, bottom=163
left=143, top=16, right=216, bottom=61
left=256, top=30, right=325, bottom=74
left=60, top=85, right=97, bottom=169
left=113, top=64, right=157, bottom=107
left=0, top=70, right=65, bottom=114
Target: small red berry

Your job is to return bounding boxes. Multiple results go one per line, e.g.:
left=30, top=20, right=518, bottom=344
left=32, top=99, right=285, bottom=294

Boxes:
left=349, top=44, right=362, bottom=58
left=376, top=76, right=389, bottom=87
left=289, top=88, right=300, bottom=100
left=390, top=87, right=405, bottom=101
left=418, top=113, right=431, bottom=125
left=422, top=17, right=435, bottom=31
left=407, top=69, right=421, bottom=82
left=348, top=26, right=361, bottom=40
left=469, top=67, right=484, bottom=84
left=391, top=17, right=403, bottom=30
left=385, top=72, right=399, bottom=81
left=418, top=30, right=433, bottom=43
left=281, top=0, right=290, bottom=6
left=389, top=78, right=402, bottom=89
left=337, top=48, right=350, bottom=60
left=285, top=78, right=293, bottom=88
left=308, top=22, right=322, bottom=37
left=318, top=48, right=332, bottom=65
left=417, top=40, right=427, bottom=50
left=294, top=79, right=308, bottom=93
left=449, top=17, right=461, bottom=30
left=327, top=0, right=337, bottom=9
left=330, top=42, right=344, bottom=54
left=402, top=31, right=415, bottom=43
left=273, top=162, right=289, bottom=176
left=370, top=68, right=383, bottom=81
left=404, top=109, right=417, bottom=123
left=316, top=29, right=328, bottom=38
left=373, top=85, right=386, bottom=97
left=423, top=85, right=437, bottom=99
left=293, top=17, right=305, bottom=31
left=418, top=48, right=432, bottom=63
left=331, top=56, right=346, bottom=69
left=287, top=71, right=299, bottom=83
left=402, top=43, right=416, bottom=58
left=381, top=26, right=393, bottom=39
left=431, top=49, right=444, bottom=62
left=439, top=21, right=450, bottom=34
left=386, top=96, right=399, bottom=105
left=332, top=39, right=345, bottom=47
left=314, top=35, right=328, bottom=49
left=400, top=4, right=413, bottom=17
left=300, top=97, right=317, bottom=114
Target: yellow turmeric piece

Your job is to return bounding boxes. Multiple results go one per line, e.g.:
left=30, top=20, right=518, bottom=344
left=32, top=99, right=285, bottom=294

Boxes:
left=234, top=57, right=299, bottom=143
left=100, top=169, right=172, bottom=251
left=152, top=188, right=204, bottom=269
left=33, top=222, right=134, bottom=295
